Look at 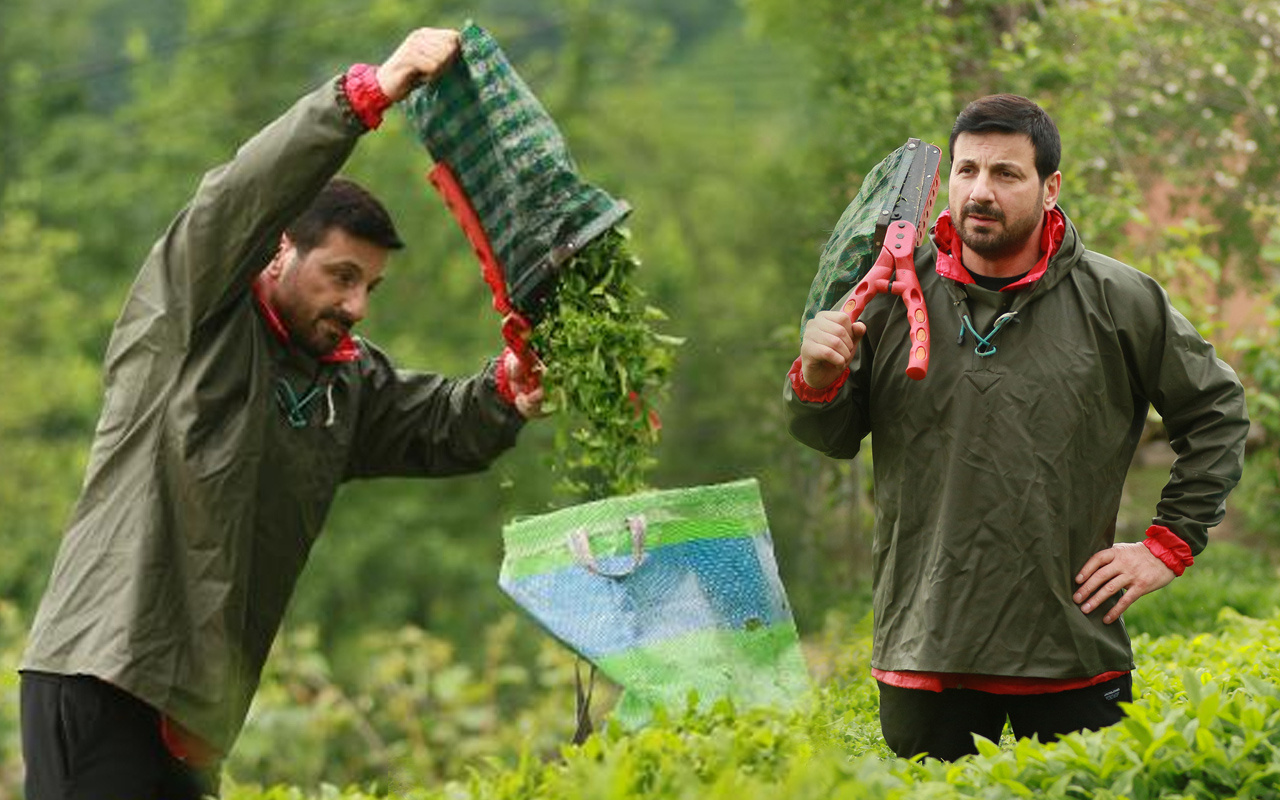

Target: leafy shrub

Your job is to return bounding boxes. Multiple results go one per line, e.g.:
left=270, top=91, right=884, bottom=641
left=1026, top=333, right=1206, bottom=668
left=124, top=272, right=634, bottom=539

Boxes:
left=5, top=557, right=1279, bottom=799
left=221, top=608, right=1280, bottom=800
left=228, top=615, right=606, bottom=793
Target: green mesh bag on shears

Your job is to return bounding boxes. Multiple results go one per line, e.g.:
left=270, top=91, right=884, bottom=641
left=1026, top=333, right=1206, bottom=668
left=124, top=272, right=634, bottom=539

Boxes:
left=801, top=143, right=911, bottom=337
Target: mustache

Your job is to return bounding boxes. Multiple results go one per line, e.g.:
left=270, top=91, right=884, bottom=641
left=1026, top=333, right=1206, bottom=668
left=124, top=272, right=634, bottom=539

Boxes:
left=962, top=203, right=1004, bottom=221
left=319, top=310, right=356, bottom=331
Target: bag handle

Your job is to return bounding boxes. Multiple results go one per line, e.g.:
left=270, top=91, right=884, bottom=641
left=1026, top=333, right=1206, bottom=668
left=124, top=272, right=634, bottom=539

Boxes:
left=566, top=515, right=647, bottom=578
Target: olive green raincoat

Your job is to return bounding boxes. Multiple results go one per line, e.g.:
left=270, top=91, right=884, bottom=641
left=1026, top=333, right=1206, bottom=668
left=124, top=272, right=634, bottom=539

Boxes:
left=785, top=210, right=1247, bottom=679
left=23, top=77, right=525, bottom=753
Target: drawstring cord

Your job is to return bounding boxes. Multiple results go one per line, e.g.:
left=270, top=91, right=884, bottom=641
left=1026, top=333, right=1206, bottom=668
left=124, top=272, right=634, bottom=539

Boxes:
left=958, top=311, right=1019, bottom=357
left=276, top=378, right=326, bottom=428
left=323, top=383, right=336, bottom=427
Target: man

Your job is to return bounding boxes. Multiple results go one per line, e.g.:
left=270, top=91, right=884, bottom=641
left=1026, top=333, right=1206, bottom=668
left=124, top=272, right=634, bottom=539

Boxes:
left=786, top=94, right=1248, bottom=761
left=20, top=27, right=542, bottom=799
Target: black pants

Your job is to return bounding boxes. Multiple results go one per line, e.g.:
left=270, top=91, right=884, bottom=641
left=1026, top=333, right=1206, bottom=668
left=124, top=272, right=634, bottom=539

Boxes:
left=20, top=672, right=220, bottom=800
left=878, top=673, right=1132, bottom=761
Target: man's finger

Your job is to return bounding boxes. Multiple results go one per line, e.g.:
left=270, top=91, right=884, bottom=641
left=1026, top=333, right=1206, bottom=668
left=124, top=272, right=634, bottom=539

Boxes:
left=515, top=388, right=546, bottom=419
left=1078, top=573, right=1126, bottom=614
left=1102, top=590, right=1136, bottom=624
left=804, top=334, right=852, bottom=366
left=1075, top=547, right=1114, bottom=584
left=1073, top=563, right=1119, bottom=606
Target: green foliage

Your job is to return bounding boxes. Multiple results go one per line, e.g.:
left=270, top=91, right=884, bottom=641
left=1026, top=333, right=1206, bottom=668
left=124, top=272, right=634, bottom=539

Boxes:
left=4, top=580, right=1280, bottom=798
left=226, top=615, right=601, bottom=792
left=0, top=602, right=26, bottom=794
left=211, top=609, right=1280, bottom=800
left=1232, top=273, right=1280, bottom=550
left=0, top=210, right=103, bottom=609
left=531, top=229, right=681, bottom=499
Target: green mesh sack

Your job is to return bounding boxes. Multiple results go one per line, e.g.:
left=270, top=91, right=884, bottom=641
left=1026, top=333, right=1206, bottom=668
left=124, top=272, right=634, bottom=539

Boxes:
left=498, top=479, right=811, bottom=729
left=801, top=142, right=911, bottom=336
left=403, top=22, right=630, bottom=321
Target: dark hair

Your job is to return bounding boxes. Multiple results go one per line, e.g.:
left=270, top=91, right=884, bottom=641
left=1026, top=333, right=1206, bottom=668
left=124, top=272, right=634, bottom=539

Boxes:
left=948, top=94, right=1061, bottom=183
left=286, top=177, right=405, bottom=253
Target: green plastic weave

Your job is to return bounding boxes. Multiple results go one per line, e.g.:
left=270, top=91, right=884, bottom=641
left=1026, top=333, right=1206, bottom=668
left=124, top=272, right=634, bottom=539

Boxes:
left=403, top=23, right=630, bottom=317
left=499, top=480, right=811, bottom=729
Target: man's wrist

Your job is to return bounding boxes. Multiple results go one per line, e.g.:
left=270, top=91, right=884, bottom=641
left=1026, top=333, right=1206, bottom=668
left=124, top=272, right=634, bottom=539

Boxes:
left=788, top=357, right=848, bottom=403
left=1142, top=524, right=1194, bottom=576
left=342, top=63, right=393, bottom=130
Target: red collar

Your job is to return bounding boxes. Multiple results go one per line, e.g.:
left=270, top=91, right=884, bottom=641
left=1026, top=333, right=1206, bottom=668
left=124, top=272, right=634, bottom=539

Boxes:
left=933, top=206, right=1066, bottom=291
left=251, top=277, right=360, bottom=363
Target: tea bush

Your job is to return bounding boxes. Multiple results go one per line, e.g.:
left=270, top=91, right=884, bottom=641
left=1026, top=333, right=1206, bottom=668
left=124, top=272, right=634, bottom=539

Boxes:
left=3, top=544, right=1277, bottom=798
left=222, top=603, right=1280, bottom=800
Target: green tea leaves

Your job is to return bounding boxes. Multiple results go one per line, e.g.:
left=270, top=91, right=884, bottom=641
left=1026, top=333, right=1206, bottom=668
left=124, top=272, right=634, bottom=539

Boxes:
left=530, top=229, right=679, bottom=499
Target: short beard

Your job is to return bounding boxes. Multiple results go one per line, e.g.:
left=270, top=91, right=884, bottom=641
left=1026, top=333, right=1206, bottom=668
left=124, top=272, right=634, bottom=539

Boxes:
left=957, top=188, right=1045, bottom=260
left=301, top=311, right=354, bottom=357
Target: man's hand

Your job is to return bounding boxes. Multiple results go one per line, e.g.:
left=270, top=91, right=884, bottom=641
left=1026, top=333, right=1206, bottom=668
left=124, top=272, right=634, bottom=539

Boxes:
left=1074, top=542, right=1176, bottom=624
left=503, top=350, right=545, bottom=420
left=800, top=310, right=865, bottom=389
left=376, top=28, right=462, bottom=102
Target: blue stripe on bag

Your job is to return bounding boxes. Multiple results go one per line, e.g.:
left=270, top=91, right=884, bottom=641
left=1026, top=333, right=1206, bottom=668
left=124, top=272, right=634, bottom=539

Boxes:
left=501, top=533, right=792, bottom=659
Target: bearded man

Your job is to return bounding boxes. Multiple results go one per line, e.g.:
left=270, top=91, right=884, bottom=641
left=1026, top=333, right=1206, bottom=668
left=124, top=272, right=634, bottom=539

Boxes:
left=785, top=94, right=1248, bottom=760
left=20, top=26, right=542, bottom=799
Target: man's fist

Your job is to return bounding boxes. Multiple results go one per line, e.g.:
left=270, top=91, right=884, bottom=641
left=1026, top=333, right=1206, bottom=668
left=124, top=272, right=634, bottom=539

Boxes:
left=503, top=350, right=545, bottom=420
left=376, top=28, right=462, bottom=102
left=799, top=310, right=865, bottom=389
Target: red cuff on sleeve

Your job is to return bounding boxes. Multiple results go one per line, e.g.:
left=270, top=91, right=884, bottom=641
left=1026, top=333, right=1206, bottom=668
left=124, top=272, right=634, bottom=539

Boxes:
left=1143, top=524, right=1194, bottom=576
left=494, top=348, right=518, bottom=408
left=343, top=63, right=392, bottom=130
left=788, top=357, right=848, bottom=403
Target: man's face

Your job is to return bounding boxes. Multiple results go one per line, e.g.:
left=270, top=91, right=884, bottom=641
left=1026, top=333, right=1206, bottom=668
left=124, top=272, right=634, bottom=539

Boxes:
left=948, top=131, right=1060, bottom=261
left=265, top=228, right=389, bottom=357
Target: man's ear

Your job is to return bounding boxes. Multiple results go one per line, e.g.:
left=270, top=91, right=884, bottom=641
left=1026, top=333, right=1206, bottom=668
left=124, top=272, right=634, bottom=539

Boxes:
left=264, top=233, right=295, bottom=279
left=1043, top=171, right=1063, bottom=210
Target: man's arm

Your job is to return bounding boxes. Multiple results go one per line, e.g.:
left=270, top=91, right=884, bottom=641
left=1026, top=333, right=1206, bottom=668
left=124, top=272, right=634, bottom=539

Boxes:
left=344, top=343, right=535, bottom=480
left=128, top=28, right=459, bottom=341
left=1074, top=278, right=1249, bottom=623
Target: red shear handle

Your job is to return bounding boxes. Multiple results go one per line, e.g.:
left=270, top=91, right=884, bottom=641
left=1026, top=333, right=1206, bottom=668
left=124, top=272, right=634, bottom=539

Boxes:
left=840, top=220, right=930, bottom=380
left=895, top=271, right=930, bottom=381
left=841, top=258, right=895, bottom=323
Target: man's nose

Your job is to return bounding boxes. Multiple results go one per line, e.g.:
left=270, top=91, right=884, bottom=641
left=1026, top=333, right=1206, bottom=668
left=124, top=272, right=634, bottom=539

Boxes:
left=340, top=287, right=369, bottom=323
left=970, top=172, right=996, bottom=204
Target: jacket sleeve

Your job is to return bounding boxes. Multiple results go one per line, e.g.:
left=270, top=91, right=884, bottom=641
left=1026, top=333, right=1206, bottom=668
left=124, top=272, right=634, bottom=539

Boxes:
left=1125, top=281, right=1249, bottom=556
left=125, top=76, right=366, bottom=344
left=783, top=336, right=874, bottom=460
left=345, top=343, right=526, bottom=479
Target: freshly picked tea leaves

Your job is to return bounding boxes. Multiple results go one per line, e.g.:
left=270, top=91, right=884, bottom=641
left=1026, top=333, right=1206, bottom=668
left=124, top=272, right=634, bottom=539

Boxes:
left=531, top=229, right=681, bottom=499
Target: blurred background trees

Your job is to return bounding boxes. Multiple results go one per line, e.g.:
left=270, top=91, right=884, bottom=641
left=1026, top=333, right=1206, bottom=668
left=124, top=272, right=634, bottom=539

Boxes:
left=2, top=0, right=1279, bottom=789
